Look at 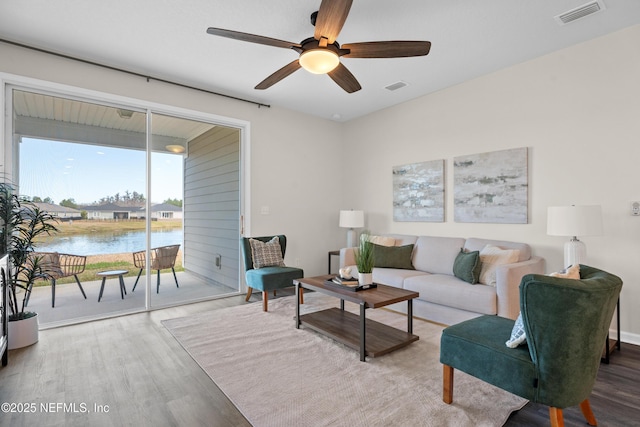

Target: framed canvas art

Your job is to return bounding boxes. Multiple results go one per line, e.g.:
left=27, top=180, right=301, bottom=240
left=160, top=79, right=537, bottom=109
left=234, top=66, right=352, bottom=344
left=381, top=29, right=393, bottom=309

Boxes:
left=453, top=147, right=528, bottom=223
left=393, top=159, right=445, bottom=222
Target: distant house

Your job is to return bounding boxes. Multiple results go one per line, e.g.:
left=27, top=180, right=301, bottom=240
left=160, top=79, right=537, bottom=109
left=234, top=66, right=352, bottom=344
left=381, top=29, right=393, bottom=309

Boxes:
left=78, top=202, right=145, bottom=220
left=33, top=202, right=82, bottom=220
left=151, top=203, right=183, bottom=220
left=76, top=202, right=182, bottom=220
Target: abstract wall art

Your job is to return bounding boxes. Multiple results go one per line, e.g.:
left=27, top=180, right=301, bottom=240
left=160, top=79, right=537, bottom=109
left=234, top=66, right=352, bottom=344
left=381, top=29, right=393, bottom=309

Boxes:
left=393, top=159, right=445, bottom=222
left=453, top=147, right=528, bottom=224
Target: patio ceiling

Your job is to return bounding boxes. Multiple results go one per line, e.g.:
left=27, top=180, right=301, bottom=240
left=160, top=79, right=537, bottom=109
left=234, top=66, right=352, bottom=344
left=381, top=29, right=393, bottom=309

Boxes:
left=12, top=90, right=216, bottom=152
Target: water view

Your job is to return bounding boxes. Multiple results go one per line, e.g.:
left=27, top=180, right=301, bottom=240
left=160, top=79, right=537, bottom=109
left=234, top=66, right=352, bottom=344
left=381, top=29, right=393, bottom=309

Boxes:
left=37, top=229, right=183, bottom=256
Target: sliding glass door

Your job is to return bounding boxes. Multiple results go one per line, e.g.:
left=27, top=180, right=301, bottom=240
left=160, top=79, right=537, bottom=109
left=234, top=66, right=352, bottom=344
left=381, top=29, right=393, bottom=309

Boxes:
left=6, top=87, right=242, bottom=326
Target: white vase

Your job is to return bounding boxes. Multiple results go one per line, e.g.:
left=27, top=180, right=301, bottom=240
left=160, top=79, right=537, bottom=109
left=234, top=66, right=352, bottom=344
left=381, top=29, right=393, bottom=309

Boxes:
left=8, top=313, right=39, bottom=350
left=358, top=272, right=373, bottom=286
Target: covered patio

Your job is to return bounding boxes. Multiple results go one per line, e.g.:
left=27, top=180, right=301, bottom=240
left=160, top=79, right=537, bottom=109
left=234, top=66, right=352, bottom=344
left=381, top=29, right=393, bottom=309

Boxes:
left=24, top=271, right=239, bottom=328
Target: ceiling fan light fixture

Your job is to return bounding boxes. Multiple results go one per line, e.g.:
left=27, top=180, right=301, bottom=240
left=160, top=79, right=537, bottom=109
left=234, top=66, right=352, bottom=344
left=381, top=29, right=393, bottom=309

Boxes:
left=299, top=49, right=339, bottom=74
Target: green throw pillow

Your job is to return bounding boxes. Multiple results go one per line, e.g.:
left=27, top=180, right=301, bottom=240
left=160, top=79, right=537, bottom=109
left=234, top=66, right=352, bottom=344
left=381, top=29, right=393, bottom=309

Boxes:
left=371, top=243, right=415, bottom=270
left=453, top=248, right=481, bottom=284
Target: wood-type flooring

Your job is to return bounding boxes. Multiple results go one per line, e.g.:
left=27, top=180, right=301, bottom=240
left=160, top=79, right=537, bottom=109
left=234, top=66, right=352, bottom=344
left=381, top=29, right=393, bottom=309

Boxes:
left=1, top=290, right=638, bottom=426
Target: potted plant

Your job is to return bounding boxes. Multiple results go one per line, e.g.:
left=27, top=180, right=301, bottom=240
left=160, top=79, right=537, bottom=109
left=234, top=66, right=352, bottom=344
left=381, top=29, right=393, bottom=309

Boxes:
left=354, top=231, right=374, bottom=285
left=0, top=182, right=58, bottom=349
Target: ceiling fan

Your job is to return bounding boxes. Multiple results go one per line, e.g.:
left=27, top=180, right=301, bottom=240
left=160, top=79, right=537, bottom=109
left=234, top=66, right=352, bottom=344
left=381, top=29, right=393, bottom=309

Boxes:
left=206, top=0, right=431, bottom=93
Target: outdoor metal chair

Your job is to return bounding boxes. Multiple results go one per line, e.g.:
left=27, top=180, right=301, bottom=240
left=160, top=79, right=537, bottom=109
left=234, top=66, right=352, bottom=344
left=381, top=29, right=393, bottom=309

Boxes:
left=132, top=244, right=180, bottom=293
left=25, top=252, right=87, bottom=308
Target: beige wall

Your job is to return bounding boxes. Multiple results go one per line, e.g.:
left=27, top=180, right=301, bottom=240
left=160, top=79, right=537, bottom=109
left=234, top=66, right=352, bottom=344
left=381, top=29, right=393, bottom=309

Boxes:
left=343, top=25, right=640, bottom=343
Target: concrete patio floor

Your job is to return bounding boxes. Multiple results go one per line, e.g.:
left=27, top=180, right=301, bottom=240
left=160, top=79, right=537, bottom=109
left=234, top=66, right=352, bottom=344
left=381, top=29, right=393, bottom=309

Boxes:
left=23, top=271, right=240, bottom=328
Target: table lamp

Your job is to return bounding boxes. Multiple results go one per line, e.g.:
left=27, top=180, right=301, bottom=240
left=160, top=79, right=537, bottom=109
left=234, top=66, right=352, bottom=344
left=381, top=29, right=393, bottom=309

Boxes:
left=339, top=210, right=364, bottom=248
left=547, top=205, right=602, bottom=267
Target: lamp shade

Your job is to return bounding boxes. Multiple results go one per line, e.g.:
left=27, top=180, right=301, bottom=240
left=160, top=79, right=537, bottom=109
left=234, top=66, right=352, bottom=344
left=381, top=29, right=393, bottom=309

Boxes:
left=547, top=205, right=603, bottom=237
left=339, top=210, right=364, bottom=228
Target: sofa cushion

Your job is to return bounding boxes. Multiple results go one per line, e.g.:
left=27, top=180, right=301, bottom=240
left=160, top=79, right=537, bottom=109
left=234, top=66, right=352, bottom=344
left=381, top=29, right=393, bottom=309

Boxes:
left=478, top=245, right=520, bottom=286
left=372, top=243, right=415, bottom=270
left=464, top=238, right=531, bottom=262
left=412, top=236, right=466, bottom=275
left=370, top=235, right=396, bottom=246
left=404, top=274, right=497, bottom=315
left=384, top=234, right=418, bottom=247
left=453, top=249, right=481, bottom=284
left=373, top=268, right=429, bottom=288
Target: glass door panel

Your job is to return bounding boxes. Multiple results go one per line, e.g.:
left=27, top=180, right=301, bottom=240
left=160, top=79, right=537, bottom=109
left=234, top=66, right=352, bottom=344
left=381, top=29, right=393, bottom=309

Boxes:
left=149, top=114, right=241, bottom=308
left=13, top=89, right=147, bottom=325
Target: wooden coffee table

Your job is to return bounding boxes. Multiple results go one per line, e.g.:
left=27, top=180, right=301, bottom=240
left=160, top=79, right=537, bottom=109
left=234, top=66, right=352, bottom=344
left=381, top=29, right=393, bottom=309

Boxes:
left=294, top=275, right=419, bottom=362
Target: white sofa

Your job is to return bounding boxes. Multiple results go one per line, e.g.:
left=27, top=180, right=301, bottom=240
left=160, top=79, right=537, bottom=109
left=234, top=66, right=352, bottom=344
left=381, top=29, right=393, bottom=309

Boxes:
left=340, top=235, right=545, bottom=325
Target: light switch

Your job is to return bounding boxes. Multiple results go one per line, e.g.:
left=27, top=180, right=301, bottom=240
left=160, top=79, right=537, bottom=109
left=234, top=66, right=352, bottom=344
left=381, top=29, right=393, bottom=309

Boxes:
left=261, top=206, right=270, bottom=215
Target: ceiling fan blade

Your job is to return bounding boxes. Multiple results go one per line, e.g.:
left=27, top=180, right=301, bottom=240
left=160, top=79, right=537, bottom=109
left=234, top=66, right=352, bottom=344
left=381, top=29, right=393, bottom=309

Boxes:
left=341, top=41, right=431, bottom=58
left=328, top=63, right=361, bottom=93
left=255, top=60, right=302, bottom=90
left=314, top=0, right=353, bottom=44
left=207, top=27, right=301, bottom=50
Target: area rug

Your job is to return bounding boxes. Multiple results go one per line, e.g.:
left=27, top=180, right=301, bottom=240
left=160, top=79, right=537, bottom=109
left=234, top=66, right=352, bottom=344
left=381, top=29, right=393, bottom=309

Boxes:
left=162, top=293, right=527, bottom=426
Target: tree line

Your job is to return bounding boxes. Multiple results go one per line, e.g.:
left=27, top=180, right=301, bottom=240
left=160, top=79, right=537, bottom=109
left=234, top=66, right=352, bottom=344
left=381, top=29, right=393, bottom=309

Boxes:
left=27, top=190, right=182, bottom=208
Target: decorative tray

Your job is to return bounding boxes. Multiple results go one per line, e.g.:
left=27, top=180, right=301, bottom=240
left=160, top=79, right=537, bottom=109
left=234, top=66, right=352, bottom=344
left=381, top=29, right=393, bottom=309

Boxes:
left=323, top=277, right=377, bottom=292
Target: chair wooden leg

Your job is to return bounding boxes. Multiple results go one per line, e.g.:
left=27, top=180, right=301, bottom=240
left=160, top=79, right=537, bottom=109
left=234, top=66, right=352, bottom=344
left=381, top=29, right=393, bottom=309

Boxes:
left=443, top=364, right=454, bottom=404
left=273, top=290, right=276, bottom=296
left=245, top=287, right=253, bottom=302
left=262, top=291, right=268, bottom=312
left=580, top=399, right=597, bottom=426
left=549, top=407, right=565, bottom=427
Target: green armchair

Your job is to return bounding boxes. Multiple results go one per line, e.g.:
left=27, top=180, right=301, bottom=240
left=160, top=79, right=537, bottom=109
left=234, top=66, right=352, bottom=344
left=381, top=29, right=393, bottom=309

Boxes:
left=440, top=265, right=622, bottom=427
left=241, top=235, right=304, bottom=312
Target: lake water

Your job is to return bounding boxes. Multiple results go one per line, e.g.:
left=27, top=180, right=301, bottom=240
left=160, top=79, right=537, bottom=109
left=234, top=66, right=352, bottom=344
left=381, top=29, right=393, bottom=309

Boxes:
left=37, top=229, right=183, bottom=256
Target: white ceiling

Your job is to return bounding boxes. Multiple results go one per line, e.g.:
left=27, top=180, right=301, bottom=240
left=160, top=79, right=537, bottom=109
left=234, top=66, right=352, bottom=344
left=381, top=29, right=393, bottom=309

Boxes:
left=1, top=0, right=639, bottom=122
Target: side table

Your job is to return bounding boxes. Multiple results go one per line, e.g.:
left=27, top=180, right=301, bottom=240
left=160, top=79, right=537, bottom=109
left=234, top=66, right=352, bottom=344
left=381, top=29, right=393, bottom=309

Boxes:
left=327, top=250, right=340, bottom=274
left=601, top=297, right=621, bottom=364
left=97, top=270, right=129, bottom=302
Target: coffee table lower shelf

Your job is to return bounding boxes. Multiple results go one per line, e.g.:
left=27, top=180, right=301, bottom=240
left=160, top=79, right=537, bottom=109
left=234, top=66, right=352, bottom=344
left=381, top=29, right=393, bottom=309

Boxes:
left=299, top=307, right=419, bottom=358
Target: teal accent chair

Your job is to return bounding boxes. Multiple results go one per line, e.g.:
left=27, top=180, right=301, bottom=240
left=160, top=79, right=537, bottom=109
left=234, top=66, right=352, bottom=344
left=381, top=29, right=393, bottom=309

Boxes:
left=241, top=235, right=304, bottom=312
left=440, top=265, right=622, bottom=427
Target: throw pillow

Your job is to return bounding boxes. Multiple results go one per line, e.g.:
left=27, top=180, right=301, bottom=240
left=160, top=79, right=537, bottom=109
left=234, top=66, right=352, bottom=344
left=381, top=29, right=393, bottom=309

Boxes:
left=371, top=243, right=415, bottom=270
left=453, top=249, right=482, bottom=284
left=505, top=313, right=527, bottom=348
left=34, top=252, right=63, bottom=277
left=249, top=237, right=285, bottom=269
left=549, top=263, right=580, bottom=279
left=505, top=264, right=581, bottom=348
left=478, top=245, right=520, bottom=286
left=369, top=235, right=396, bottom=247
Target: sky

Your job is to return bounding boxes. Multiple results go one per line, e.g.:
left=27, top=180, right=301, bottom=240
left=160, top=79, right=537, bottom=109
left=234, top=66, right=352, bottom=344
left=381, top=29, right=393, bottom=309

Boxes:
left=19, top=138, right=183, bottom=205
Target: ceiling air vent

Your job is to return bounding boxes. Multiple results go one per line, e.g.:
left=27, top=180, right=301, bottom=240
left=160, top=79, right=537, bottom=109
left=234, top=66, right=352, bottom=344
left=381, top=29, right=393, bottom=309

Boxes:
left=555, top=0, right=605, bottom=25
left=385, top=81, right=408, bottom=91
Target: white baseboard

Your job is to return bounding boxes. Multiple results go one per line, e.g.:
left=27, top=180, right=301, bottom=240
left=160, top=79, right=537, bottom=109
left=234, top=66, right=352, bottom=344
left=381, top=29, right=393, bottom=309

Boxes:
left=617, top=329, right=640, bottom=347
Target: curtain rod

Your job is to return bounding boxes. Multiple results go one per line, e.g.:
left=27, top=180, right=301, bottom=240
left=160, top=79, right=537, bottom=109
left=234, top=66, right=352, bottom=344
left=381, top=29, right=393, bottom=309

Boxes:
left=0, top=38, right=271, bottom=109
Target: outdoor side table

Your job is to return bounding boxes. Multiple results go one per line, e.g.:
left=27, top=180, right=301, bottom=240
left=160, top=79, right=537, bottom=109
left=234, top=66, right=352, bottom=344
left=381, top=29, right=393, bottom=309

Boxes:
left=97, top=270, right=129, bottom=302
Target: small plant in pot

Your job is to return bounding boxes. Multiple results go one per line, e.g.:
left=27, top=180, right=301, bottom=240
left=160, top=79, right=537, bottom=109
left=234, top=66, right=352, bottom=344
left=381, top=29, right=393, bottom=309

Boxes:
left=354, top=231, right=374, bottom=286
left=0, top=182, right=58, bottom=349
